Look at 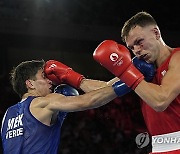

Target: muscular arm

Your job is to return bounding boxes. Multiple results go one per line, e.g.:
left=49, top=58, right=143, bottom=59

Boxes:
left=30, top=85, right=117, bottom=125
left=135, top=52, right=180, bottom=111
left=79, top=77, right=120, bottom=92
left=44, top=85, right=116, bottom=112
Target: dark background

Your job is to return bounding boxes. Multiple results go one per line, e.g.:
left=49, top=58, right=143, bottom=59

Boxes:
left=0, top=0, right=179, bottom=153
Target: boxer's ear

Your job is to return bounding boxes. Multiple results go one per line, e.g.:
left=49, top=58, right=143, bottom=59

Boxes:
left=25, top=79, right=35, bottom=89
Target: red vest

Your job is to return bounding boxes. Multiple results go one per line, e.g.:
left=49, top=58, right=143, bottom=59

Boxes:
left=141, top=48, right=180, bottom=136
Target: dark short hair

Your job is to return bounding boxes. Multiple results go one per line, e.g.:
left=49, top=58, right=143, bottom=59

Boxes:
left=121, top=11, right=157, bottom=42
left=10, top=59, right=45, bottom=97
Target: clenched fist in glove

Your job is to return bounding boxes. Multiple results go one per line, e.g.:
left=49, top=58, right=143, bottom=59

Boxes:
left=132, top=57, right=156, bottom=82
left=44, top=60, right=85, bottom=89
left=93, top=40, right=144, bottom=90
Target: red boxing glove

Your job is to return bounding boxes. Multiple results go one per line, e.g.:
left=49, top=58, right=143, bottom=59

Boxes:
left=44, top=60, right=85, bottom=89
left=93, top=40, right=144, bottom=89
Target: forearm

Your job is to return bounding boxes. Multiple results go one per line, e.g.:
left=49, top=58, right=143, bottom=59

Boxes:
left=79, top=77, right=120, bottom=93
left=47, top=80, right=132, bottom=112
left=80, top=86, right=117, bottom=110
left=48, top=86, right=117, bottom=112
left=107, top=77, right=120, bottom=86
left=79, top=79, right=108, bottom=92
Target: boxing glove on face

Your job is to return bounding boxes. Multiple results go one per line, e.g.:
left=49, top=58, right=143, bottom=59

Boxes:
left=93, top=40, right=144, bottom=89
left=54, top=84, right=79, bottom=96
left=54, top=84, right=79, bottom=117
left=44, top=60, right=85, bottom=89
left=132, top=57, right=156, bottom=82
left=112, top=58, right=155, bottom=96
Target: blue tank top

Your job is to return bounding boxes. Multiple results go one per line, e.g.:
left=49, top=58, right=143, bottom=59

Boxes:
left=1, top=96, right=67, bottom=154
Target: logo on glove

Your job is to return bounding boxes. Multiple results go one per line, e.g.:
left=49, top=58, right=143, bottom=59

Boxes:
left=110, top=53, right=119, bottom=61
left=110, top=53, right=123, bottom=66
left=49, top=64, right=57, bottom=69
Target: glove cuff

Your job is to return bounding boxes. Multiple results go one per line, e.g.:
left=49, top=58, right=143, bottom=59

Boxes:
left=112, top=81, right=131, bottom=97
left=66, top=70, right=85, bottom=89
left=120, top=64, right=144, bottom=89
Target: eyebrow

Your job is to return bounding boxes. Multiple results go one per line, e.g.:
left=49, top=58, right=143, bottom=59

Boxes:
left=127, top=38, right=141, bottom=50
left=127, top=43, right=134, bottom=50
left=127, top=46, right=132, bottom=51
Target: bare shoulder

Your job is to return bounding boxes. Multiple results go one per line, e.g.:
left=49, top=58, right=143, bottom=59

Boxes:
left=167, top=50, right=180, bottom=91
left=169, top=50, right=180, bottom=69
left=30, top=96, right=48, bottom=109
left=30, top=93, right=64, bottom=109
left=29, top=93, right=64, bottom=125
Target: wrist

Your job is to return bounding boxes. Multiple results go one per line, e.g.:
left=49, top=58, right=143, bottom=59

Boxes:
left=79, top=78, right=87, bottom=89
left=112, top=80, right=131, bottom=97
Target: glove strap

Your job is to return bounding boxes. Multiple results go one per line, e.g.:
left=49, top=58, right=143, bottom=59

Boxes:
left=112, top=80, right=131, bottom=97
left=120, top=64, right=144, bottom=90
left=66, top=70, right=85, bottom=89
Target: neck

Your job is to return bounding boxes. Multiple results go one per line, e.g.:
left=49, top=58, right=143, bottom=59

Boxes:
left=156, top=45, right=173, bottom=67
left=22, top=92, right=40, bottom=100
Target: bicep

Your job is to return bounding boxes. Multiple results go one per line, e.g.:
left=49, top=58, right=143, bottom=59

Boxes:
left=45, top=93, right=87, bottom=112
left=46, top=86, right=116, bottom=112
left=161, top=55, right=180, bottom=99
left=135, top=53, right=180, bottom=110
left=30, top=95, right=85, bottom=125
